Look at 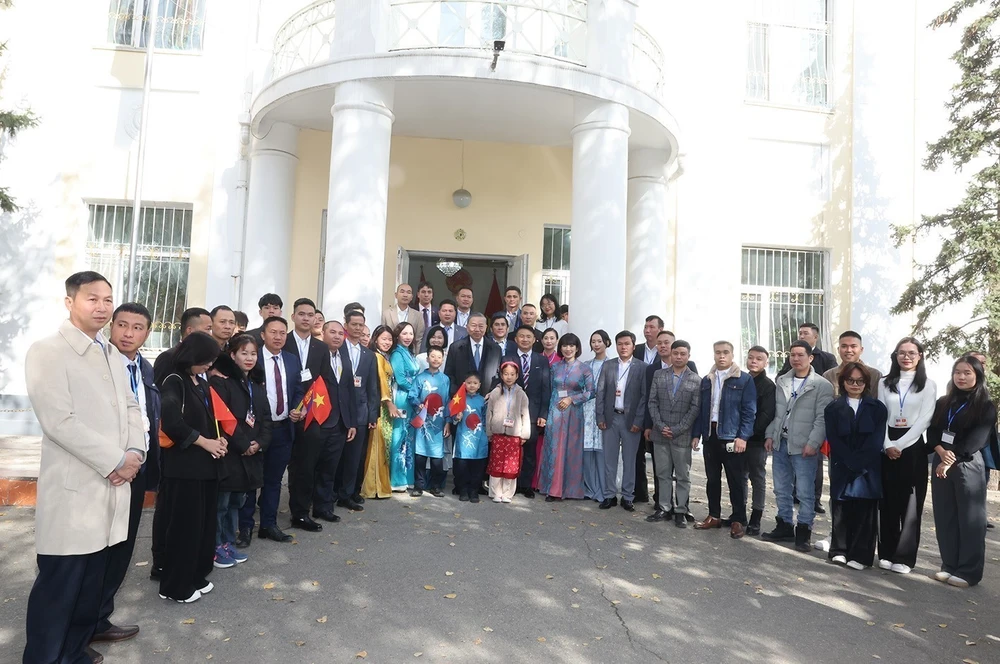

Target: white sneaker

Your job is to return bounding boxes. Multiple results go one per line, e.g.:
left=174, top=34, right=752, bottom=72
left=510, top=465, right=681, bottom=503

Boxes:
left=877, top=559, right=893, bottom=570
left=846, top=560, right=865, bottom=571
left=832, top=555, right=847, bottom=564
left=159, top=589, right=201, bottom=603
left=501, top=497, right=512, bottom=503
left=814, top=537, right=831, bottom=552
left=492, top=497, right=502, bottom=503
left=933, top=571, right=952, bottom=582
left=890, top=564, right=911, bottom=575
left=198, top=581, right=214, bottom=594
left=947, top=576, right=969, bottom=588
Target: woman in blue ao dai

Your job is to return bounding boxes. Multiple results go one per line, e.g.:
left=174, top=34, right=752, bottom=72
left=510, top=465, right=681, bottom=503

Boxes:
left=389, top=322, right=420, bottom=490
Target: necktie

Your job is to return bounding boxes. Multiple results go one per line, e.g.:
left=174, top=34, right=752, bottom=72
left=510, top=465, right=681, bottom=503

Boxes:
left=128, top=363, right=140, bottom=398
left=445, top=326, right=452, bottom=344
left=473, top=343, right=481, bottom=369
left=273, top=356, right=284, bottom=416
left=332, top=353, right=342, bottom=381
left=424, top=308, right=430, bottom=328
left=521, top=353, right=530, bottom=388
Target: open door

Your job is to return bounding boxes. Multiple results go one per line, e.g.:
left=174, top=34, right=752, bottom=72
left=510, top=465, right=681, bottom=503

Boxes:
left=396, top=246, right=410, bottom=289
left=509, top=253, right=528, bottom=296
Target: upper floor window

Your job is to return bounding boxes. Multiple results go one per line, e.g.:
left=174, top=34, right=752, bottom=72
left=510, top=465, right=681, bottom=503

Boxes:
left=542, top=226, right=571, bottom=305
left=748, top=139, right=830, bottom=201
left=107, top=0, right=207, bottom=51
left=746, top=0, right=830, bottom=109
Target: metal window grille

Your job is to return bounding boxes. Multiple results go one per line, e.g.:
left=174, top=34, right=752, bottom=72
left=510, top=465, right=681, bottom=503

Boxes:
left=542, top=226, right=570, bottom=304
left=746, top=0, right=830, bottom=108
left=86, top=203, right=193, bottom=351
left=740, top=247, right=828, bottom=375
left=107, top=0, right=208, bottom=51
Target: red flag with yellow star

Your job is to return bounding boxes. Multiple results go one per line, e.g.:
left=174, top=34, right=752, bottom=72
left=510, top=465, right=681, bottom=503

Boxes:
left=448, top=382, right=467, bottom=417
left=300, top=376, right=332, bottom=429
left=209, top=385, right=238, bottom=436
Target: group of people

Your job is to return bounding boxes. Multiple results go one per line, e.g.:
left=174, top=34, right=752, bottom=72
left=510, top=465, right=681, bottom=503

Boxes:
left=20, top=272, right=998, bottom=664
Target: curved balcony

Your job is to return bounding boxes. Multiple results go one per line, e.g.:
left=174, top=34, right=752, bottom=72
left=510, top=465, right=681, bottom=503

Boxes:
left=270, top=0, right=337, bottom=81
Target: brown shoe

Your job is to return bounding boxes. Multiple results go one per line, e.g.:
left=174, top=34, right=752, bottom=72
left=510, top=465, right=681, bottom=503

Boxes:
left=730, top=522, right=745, bottom=539
left=86, top=646, right=105, bottom=664
left=694, top=516, right=722, bottom=530
left=91, top=623, right=139, bottom=643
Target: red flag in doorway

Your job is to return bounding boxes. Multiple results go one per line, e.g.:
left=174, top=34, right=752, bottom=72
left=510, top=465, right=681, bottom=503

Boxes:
left=419, top=264, right=427, bottom=284
left=486, top=269, right=503, bottom=318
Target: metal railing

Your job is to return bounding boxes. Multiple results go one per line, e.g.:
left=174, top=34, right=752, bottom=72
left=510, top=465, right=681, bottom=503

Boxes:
left=270, top=0, right=338, bottom=81
left=746, top=20, right=831, bottom=108
left=631, top=23, right=664, bottom=98
left=389, top=0, right=588, bottom=64
left=107, top=0, right=207, bottom=51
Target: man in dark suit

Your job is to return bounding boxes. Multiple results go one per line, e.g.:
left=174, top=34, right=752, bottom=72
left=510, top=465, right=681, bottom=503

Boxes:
left=776, top=322, right=837, bottom=377
left=287, top=318, right=357, bottom=532
left=152, top=307, right=212, bottom=386
left=412, top=281, right=439, bottom=334
left=244, top=293, right=284, bottom=346
left=508, top=303, right=543, bottom=353
left=445, top=313, right=502, bottom=397
left=284, top=298, right=328, bottom=386
left=496, top=285, right=523, bottom=331
left=425, top=298, right=468, bottom=349
left=96, top=303, right=161, bottom=645
left=334, top=309, right=379, bottom=511
left=506, top=325, right=552, bottom=498
left=488, top=313, right=511, bottom=356
left=239, top=316, right=304, bottom=544
left=596, top=331, right=647, bottom=512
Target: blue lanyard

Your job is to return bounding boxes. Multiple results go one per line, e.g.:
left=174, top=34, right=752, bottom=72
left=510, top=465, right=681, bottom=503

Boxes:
left=898, top=383, right=913, bottom=411
left=947, top=402, right=967, bottom=430
left=128, top=362, right=140, bottom=398
left=247, top=381, right=255, bottom=417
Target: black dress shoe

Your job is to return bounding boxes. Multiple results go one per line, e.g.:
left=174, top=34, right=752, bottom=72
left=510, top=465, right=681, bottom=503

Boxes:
left=234, top=527, right=252, bottom=548
left=685, top=512, right=695, bottom=523
left=599, top=497, right=618, bottom=510
left=621, top=500, right=635, bottom=512
left=259, top=525, right=293, bottom=542
left=291, top=516, right=323, bottom=532
left=523, top=488, right=535, bottom=499
left=470, top=493, right=480, bottom=504
left=313, top=510, right=341, bottom=523
left=86, top=646, right=104, bottom=664
left=988, top=523, right=995, bottom=530
left=352, top=494, right=366, bottom=504
left=674, top=514, right=687, bottom=528
left=91, top=623, right=139, bottom=643
left=459, top=493, right=470, bottom=502
left=337, top=499, right=364, bottom=511
left=814, top=504, right=827, bottom=515
left=646, top=509, right=668, bottom=523
left=429, top=488, right=445, bottom=497
left=409, top=489, right=423, bottom=497
left=149, top=566, right=163, bottom=581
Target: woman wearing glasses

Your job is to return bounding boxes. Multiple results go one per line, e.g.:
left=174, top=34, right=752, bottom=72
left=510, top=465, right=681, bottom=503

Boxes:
left=876, top=337, right=937, bottom=574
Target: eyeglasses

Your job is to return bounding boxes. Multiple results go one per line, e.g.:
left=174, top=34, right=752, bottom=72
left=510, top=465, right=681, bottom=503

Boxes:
left=896, top=351, right=920, bottom=358
left=844, top=378, right=866, bottom=386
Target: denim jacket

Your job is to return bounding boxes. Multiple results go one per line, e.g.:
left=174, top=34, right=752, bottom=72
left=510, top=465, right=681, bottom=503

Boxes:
left=692, top=366, right=757, bottom=441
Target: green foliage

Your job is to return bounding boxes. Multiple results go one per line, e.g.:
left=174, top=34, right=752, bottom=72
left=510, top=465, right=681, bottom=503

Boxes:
left=893, top=0, right=1000, bottom=400
left=0, top=4, right=39, bottom=214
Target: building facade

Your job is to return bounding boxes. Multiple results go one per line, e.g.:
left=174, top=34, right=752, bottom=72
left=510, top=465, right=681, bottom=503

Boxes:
left=0, top=0, right=969, bottom=433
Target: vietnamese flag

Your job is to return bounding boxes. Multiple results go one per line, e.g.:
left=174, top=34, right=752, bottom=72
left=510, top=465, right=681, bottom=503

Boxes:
left=449, top=383, right=467, bottom=417
left=303, top=376, right=332, bottom=429
left=209, top=386, right=238, bottom=436
left=410, top=403, right=427, bottom=428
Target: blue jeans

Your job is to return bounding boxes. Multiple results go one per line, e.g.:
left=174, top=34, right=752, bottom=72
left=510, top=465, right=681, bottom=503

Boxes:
left=239, top=420, right=294, bottom=530
left=216, top=491, right=245, bottom=546
left=772, top=439, right=819, bottom=528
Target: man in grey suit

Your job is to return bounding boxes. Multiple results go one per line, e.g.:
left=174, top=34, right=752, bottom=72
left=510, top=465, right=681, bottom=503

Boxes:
left=597, top=331, right=647, bottom=512
left=646, top=340, right=702, bottom=527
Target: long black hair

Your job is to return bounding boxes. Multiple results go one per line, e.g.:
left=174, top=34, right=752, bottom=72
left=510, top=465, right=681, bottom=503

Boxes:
left=174, top=332, right=221, bottom=375
left=368, top=324, right=396, bottom=356
left=932, top=355, right=992, bottom=427
left=883, top=336, right=928, bottom=394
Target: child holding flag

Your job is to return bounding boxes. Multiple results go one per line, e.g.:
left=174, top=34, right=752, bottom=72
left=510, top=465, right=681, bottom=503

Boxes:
left=451, top=374, right=488, bottom=503
left=408, top=347, right=451, bottom=497
left=486, top=361, right=532, bottom=503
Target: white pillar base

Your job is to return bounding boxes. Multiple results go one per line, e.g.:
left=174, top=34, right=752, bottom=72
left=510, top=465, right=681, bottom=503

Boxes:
left=626, top=149, right=670, bottom=334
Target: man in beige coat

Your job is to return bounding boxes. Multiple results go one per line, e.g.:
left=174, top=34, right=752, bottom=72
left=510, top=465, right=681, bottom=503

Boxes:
left=381, top=282, right=425, bottom=351
left=23, top=271, right=146, bottom=664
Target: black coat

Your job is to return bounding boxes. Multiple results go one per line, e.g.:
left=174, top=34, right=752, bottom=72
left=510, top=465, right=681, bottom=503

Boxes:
left=159, top=372, right=227, bottom=481
left=210, top=355, right=273, bottom=492
left=284, top=332, right=330, bottom=392
left=445, top=336, right=502, bottom=398
left=507, top=328, right=543, bottom=354
left=502, top=350, right=551, bottom=422
left=749, top=371, right=776, bottom=446
left=825, top=396, right=887, bottom=501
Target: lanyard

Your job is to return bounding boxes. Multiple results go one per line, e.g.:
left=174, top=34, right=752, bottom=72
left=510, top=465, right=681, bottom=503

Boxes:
left=947, top=402, right=967, bottom=430
left=897, top=382, right=913, bottom=412
left=247, top=381, right=255, bottom=416
left=671, top=370, right=685, bottom=396
left=128, top=362, right=140, bottom=398
left=616, top=361, right=631, bottom=389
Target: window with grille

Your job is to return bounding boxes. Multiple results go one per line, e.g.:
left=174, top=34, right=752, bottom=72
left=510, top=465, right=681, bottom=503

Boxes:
left=542, top=226, right=570, bottom=305
left=107, top=0, right=207, bottom=51
left=746, top=0, right=830, bottom=108
left=87, top=203, right=193, bottom=351
left=740, top=247, right=828, bottom=375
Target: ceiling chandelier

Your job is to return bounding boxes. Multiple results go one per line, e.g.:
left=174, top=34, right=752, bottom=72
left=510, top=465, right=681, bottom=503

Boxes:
left=436, top=259, right=463, bottom=277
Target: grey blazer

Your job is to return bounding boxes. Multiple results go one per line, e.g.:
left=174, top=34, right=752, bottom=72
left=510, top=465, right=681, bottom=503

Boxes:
left=647, top=367, right=702, bottom=444
left=595, top=357, right=648, bottom=430
left=766, top=368, right=835, bottom=454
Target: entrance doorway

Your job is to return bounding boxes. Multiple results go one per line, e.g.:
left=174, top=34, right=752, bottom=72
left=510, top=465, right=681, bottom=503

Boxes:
left=397, top=249, right=528, bottom=316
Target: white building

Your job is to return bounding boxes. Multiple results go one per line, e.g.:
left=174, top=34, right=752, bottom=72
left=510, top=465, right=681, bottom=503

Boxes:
left=0, top=0, right=969, bottom=433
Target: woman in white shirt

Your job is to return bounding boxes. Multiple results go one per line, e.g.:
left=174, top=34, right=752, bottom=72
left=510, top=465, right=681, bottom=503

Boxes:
left=414, top=325, right=449, bottom=372
left=876, top=337, right=937, bottom=575
left=535, top=293, right=568, bottom=338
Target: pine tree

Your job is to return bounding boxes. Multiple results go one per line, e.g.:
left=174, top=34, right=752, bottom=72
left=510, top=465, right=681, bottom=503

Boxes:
left=892, top=0, right=1000, bottom=397
left=0, top=0, right=38, bottom=214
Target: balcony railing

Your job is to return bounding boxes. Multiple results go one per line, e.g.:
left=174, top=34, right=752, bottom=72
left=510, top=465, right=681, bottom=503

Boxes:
left=632, top=24, right=664, bottom=98
left=389, top=0, right=588, bottom=65
left=270, top=0, right=337, bottom=81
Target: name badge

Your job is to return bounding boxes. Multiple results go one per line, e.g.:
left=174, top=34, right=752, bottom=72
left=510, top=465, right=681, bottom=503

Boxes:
left=245, top=413, right=256, bottom=427
left=503, top=418, right=515, bottom=428
left=894, top=417, right=908, bottom=428
left=300, top=369, right=313, bottom=383
left=615, top=389, right=622, bottom=397
left=558, top=390, right=569, bottom=398
left=354, top=376, right=363, bottom=388
left=941, top=431, right=955, bottom=445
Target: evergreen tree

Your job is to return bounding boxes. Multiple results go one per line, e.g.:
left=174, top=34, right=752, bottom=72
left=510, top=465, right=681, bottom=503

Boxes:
left=0, top=0, right=38, bottom=214
left=893, top=0, right=1000, bottom=396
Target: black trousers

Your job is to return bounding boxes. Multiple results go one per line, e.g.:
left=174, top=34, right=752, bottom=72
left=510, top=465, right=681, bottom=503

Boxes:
left=830, top=499, right=878, bottom=566
left=932, top=453, right=987, bottom=585
left=23, top=546, right=112, bottom=664
left=96, top=469, right=147, bottom=632
left=635, top=440, right=658, bottom=503
left=289, top=422, right=346, bottom=518
left=703, top=430, right=748, bottom=524
left=454, top=458, right=488, bottom=495
left=158, top=477, right=218, bottom=601
left=334, top=426, right=368, bottom=501
left=878, top=430, right=928, bottom=568
left=415, top=455, right=444, bottom=491
left=517, top=424, right=542, bottom=491
left=151, top=479, right=166, bottom=571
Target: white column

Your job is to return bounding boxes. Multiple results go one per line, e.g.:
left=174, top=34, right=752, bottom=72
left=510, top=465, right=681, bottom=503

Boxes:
left=568, top=99, right=630, bottom=342
left=322, top=80, right=395, bottom=323
left=625, top=148, right=669, bottom=333
left=240, top=122, right=298, bottom=320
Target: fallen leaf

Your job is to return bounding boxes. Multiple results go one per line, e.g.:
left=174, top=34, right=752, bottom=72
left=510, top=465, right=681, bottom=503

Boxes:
left=940, top=624, right=948, bottom=628
left=317, top=616, right=328, bottom=623
left=424, top=585, right=436, bottom=591
left=134, top=561, right=149, bottom=567
left=611, top=600, right=621, bottom=606
left=444, top=593, right=457, bottom=599
left=473, top=638, right=482, bottom=645
left=546, top=575, right=554, bottom=579
left=966, top=640, right=977, bottom=646
left=258, top=632, right=266, bottom=636
left=263, top=582, right=275, bottom=590
left=445, top=571, right=454, bottom=576
left=963, top=660, right=979, bottom=664
left=483, top=627, right=493, bottom=632
left=449, top=542, right=456, bottom=547
left=572, top=588, right=579, bottom=593
left=892, top=623, right=904, bottom=628
left=294, top=641, right=305, bottom=647
left=207, top=656, right=213, bottom=660
left=652, top=574, right=662, bottom=579
left=571, top=603, right=580, bottom=608
left=223, top=638, right=230, bottom=642
left=920, top=628, right=928, bottom=632
left=631, top=593, right=642, bottom=598
left=356, top=651, right=367, bottom=658
left=414, top=652, right=423, bottom=657
left=652, top=597, right=661, bottom=603
left=312, top=581, right=320, bottom=586
left=866, top=621, right=876, bottom=626
left=182, top=619, right=195, bottom=625
left=346, top=560, right=358, bottom=565
left=537, top=637, right=546, bottom=643
left=271, top=596, right=284, bottom=601
left=595, top=636, right=603, bottom=641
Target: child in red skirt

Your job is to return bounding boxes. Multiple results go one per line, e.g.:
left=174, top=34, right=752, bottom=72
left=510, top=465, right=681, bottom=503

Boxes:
left=486, top=361, right=532, bottom=502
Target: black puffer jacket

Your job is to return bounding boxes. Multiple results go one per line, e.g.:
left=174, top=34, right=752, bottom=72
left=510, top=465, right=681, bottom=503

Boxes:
left=210, top=354, right=273, bottom=492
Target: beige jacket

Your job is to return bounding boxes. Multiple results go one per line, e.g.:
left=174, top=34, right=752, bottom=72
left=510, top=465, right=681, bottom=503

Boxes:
left=484, top=385, right=531, bottom=439
left=25, top=320, right=146, bottom=555
left=381, top=305, right=426, bottom=352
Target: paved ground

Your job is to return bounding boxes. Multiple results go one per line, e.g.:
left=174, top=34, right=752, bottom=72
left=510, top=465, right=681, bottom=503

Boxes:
left=2, top=457, right=1000, bottom=664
